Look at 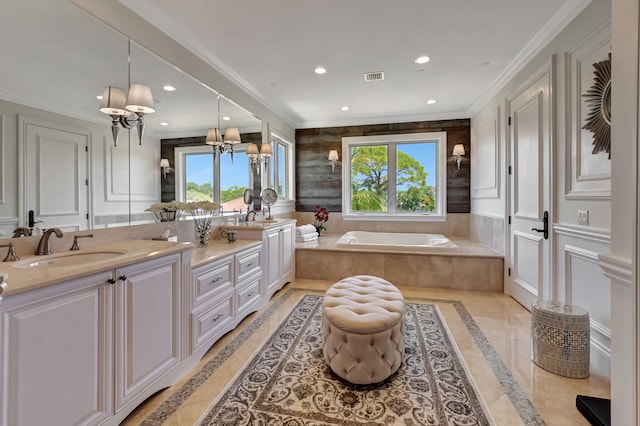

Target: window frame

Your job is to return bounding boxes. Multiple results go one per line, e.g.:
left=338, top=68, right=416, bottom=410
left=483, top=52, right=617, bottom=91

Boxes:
left=174, top=144, right=251, bottom=205
left=267, top=132, right=294, bottom=201
left=341, top=131, right=447, bottom=221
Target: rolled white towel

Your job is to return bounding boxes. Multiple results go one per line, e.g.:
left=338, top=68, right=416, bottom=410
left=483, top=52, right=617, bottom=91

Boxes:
left=296, top=224, right=317, bottom=236
left=296, top=232, right=319, bottom=242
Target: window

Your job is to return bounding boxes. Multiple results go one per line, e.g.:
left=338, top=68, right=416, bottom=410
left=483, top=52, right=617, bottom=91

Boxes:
left=342, top=132, right=447, bottom=221
left=175, top=145, right=250, bottom=210
left=268, top=133, right=293, bottom=200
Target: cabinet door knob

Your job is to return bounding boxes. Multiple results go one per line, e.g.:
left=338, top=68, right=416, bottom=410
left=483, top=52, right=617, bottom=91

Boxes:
left=119, top=275, right=127, bottom=281
left=107, top=278, right=116, bottom=285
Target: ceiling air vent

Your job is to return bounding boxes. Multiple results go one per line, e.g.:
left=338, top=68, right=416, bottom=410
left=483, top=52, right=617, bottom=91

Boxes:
left=363, top=71, right=384, bottom=82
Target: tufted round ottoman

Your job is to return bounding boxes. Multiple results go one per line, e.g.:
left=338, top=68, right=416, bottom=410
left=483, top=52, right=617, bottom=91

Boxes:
left=322, top=275, right=405, bottom=384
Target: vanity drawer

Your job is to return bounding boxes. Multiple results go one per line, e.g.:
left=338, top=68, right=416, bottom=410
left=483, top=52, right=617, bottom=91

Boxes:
left=236, top=274, right=261, bottom=321
left=235, top=246, right=261, bottom=282
left=193, top=258, right=233, bottom=308
left=191, top=290, right=234, bottom=353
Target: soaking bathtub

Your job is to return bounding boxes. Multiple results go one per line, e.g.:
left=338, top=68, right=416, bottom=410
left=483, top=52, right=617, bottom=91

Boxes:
left=334, top=231, right=458, bottom=252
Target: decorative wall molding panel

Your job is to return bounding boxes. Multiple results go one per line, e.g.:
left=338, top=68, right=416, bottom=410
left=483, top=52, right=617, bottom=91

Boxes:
left=553, top=223, right=611, bottom=244
left=555, top=227, right=612, bottom=377
left=471, top=106, right=500, bottom=199
left=565, top=20, right=611, bottom=199
left=129, top=141, right=160, bottom=202
left=104, top=135, right=130, bottom=202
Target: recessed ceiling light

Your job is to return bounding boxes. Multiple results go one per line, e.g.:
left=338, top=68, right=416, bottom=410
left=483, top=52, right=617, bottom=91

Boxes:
left=427, top=99, right=437, bottom=104
left=314, top=67, right=327, bottom=75
left=222, top=116, right=231, bottom=121
left=341, top=106, right=350, bottom=111
left=414, top=56, right=430, bottom=64
left=163, top=85, right=176, bottom=91
left=160, top=122, right=169, bottom=126
left=96, top=95, right=103, bottom=100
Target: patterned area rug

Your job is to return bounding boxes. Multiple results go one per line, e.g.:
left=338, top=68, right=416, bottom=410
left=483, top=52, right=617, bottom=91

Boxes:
left=198, top=295, right=493, bottom=425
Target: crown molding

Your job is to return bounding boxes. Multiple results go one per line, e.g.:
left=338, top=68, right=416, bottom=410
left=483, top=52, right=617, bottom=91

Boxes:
left=466, top=0, right=593, bottom=117
left=297, top=109, right=469, bottom=130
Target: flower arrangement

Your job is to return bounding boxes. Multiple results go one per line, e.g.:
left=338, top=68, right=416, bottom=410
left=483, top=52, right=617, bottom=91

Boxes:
left=145, top=202, right=183, bottom=222
left=178, top=201, right=221, bottom=247
left=146, top=201, right=221, bottom=247
left=313, top=205, right=329, bottom=235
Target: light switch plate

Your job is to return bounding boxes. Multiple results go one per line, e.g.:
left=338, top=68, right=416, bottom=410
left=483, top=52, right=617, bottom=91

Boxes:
left=578, top=209, right=589, bottom=226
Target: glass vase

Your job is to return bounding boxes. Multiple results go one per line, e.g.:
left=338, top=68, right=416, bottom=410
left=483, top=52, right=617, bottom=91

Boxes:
left=194, top=222, right=211, bottom=248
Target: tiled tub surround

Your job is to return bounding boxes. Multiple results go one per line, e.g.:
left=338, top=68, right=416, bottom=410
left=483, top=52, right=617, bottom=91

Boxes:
left=296, top=235, right=504, bottom=291
left=470, top=213, right=505, bottom=254
left=289, top=211, right=470, bottom=237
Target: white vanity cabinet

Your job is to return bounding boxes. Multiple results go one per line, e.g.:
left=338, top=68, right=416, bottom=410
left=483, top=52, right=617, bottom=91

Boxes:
left=190, top=255, right=235, bottom=355
left=0, top=251, right=186, bottom=426
left=234, top=244, right=262, bottom=322
left=113, top=253, right=182, bottom=412
left=263, top=222, right=295, bottom=300
left=0, top=271, right=114, bottom=426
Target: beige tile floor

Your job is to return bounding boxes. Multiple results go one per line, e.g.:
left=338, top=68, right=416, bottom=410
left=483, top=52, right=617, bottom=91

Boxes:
left=122, top=280, right=610, bottom=425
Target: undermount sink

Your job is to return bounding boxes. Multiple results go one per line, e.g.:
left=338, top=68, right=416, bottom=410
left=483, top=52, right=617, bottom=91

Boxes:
left=13, top=251, right=127, bottom=269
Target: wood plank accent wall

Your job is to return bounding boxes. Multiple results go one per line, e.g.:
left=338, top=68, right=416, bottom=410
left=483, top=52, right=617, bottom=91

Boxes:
left=295, top=119, right=470, bottom=212
left=160, top=132, right=261, bottom=203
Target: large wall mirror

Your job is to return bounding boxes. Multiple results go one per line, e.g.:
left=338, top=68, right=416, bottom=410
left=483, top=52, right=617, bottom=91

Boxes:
left=0, top=0, right=261, bottom=238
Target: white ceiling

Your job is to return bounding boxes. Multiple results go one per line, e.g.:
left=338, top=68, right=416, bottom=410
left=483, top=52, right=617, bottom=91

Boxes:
left=119, top=0, right=592, bottom=128
left=0, top=0, right=262, bottom=139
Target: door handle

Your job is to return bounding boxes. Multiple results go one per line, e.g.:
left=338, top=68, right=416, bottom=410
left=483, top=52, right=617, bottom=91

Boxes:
left=531, top=210, right=549, bottom=240
left=27, top=210, right=43, bottom=229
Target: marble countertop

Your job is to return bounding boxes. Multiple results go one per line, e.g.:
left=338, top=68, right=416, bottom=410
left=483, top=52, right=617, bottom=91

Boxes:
left=1, top=239, right=194, bottom=298
left=191, top=240, right=262, bottom=268
left=221, top=218, right=296, bottom=230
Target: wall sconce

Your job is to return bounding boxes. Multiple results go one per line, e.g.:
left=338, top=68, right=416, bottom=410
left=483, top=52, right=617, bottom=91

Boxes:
left=452, top=144, right=465, bottom=170
left=328, top=150, right=340, bottom=173
left=160, top=158, right=173, bottom=179
left=99, top=84, right=155, bottom=147
left=247, top=143, right=272, bottom=174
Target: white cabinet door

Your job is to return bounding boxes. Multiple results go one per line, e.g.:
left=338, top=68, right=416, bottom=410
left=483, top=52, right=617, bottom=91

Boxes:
left=114, top=254, right=181, bottom=411
left=0, top=272, right=113, bottom=426
left=279, top=224, right=294, bottom=284
left=265, top=228, right=280, bottom=293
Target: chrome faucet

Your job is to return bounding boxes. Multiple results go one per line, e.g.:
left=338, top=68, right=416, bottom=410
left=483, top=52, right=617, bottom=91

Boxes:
left=35, top=228, right=64, bottom=256
left=12, top=227, right=32, bottom=238
left=245, top=210, right=257, bottom=222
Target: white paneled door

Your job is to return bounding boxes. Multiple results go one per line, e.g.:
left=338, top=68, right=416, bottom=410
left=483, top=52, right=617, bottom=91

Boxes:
left=21, top=117, right=89, bottom=232
left=507, top=61, right=553, bottom=310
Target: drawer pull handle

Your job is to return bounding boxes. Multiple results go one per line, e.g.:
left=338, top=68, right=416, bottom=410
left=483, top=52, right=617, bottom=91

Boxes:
left=211, top=313, right=223, bottom=323
left=247, top=291, right=255, bottom=298
left=247, top=261, right=255, bottom=268
left=209, top=276, right=223, bottom=285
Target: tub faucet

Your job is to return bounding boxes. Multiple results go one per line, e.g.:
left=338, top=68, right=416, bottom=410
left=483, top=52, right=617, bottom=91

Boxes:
left=35, top=228, right=64, bottom=256
left=245, top=210, right=257, bottom=222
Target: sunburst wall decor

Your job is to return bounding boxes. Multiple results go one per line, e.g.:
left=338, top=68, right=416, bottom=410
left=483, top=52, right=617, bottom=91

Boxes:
left=582, top=53, right=611, bottom=159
